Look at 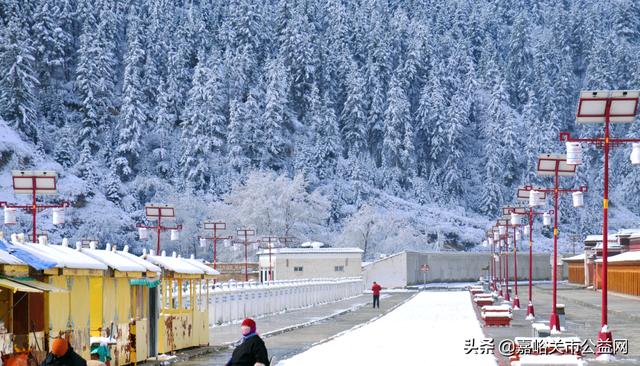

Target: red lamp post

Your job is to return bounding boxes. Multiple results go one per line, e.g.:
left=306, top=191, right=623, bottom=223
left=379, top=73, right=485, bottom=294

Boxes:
left=522, top=155, right=587, bottom=333
left=136, top=204, right=182, bottom=254
left=491, top=227, right=502, bottom=296
left=503, top=206, right=530, bottom=310
left=198, top=221, right=231, bottom=270
left=560, top=90, right=640, bottom=358
left=1, top=171, right=70, bottom=243
left=486, top=230, right=496, bottom=291
left=516, top=187, right=553, bottom=320
left=259, top=236, right=282, bottom=281
left=495, top=218, right=511, bottom=302
left=234, top=228, right=256, bottom=281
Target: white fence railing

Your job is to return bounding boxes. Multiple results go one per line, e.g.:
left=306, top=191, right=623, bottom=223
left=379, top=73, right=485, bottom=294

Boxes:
left=208, top=277, right=364, bottom=326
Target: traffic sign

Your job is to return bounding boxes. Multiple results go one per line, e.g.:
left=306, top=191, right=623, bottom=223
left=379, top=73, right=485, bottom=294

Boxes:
left=420, top=264, right=430, bottom=273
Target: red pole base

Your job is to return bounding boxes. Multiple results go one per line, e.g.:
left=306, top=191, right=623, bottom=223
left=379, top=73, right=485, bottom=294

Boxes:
left=525, top=302, right=535, bottom=321
left=504, top=291, right=511, bottom=302
left=596, top=326, right=614, bottom=360
left=549, top=312, right=561, bottom=334
left=512, top=295, right=520, bottom=309
left=498, top=288, right=503, bottom=298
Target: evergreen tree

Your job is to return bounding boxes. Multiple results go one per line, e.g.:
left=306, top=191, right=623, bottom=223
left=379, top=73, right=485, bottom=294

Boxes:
left=382, top=75, right=410, bottom=192
left=261, top=57, right=289, bottom=170
left=115, top=12, right=146, bottom=180
left=0, top=18, right=39, bottom=141
left=341, top=63, right=367, bottom=158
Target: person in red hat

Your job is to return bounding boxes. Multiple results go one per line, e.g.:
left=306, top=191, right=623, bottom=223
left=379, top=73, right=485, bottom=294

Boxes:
left=225, top=318, right=270, bottom=366
left=40, top=337, right=87, bottom=366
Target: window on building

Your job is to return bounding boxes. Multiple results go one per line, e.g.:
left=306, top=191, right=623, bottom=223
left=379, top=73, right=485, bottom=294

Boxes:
left=335, top=265, right=344, bottom=272
left=294, top=266, right=303, bottom=272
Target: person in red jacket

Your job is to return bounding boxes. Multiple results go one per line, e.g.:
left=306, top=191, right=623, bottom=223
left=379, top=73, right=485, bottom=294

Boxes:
left=371, top=281, right=382, bottom=308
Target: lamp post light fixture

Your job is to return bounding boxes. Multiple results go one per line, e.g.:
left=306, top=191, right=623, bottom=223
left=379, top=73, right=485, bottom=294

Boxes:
left=0, top=171, right=71, bottom=243
left=136, top=203, right=182, bottom=254
left=198, top=221, right=232, bottom=271
left=522, top=154, right=587, bottom=333
left=516, top=186, right=554, bottom=320
left=560, top=90, right=640, bottom=358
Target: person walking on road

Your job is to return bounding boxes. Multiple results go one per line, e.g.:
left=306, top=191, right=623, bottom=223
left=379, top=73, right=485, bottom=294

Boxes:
left=225, top=318, right=270, bottom=366
left=371, top=281, right=382, bottom=308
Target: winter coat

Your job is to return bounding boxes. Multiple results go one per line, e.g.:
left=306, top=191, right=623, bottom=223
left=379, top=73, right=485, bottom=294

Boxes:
left=371, top=284, right=382, bottom=296
left=40, top=346, right=87, bottom=366
left=226, top=333, right=270, bottom=366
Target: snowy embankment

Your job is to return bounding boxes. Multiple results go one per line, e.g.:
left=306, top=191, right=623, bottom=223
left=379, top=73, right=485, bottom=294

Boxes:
left=277, top=291, right=496, bottom=366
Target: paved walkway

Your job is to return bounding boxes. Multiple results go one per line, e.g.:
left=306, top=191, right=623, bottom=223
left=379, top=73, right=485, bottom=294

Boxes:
left=483, top=283, right=640, bottom=365
left=181, top=292, right=414, bottom=365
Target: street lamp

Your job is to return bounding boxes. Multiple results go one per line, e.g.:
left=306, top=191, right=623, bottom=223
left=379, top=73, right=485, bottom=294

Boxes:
left=259, top=236, right=283, bottom=281
left=495, top=218, right=511, bottom=301
left=502, top=205, right=529, bottom=309
left=522, top=154, right=587, bottom=333
left=198, top=221, right=232, bottom=271
left=516, top=186, right=553, bottom=320
left=234, top=228, right=256, bottom=281
left=136, top=203, right=182, bottom=254
left=560, top=90, right=640, bottom=358
left=1, top=170, right=70, bottom=243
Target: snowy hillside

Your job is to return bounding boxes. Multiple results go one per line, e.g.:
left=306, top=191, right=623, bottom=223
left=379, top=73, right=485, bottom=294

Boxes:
left=1, top=1, right=640, bottom=259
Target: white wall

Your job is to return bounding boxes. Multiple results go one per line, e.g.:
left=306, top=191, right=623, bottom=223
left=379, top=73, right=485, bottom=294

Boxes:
left=362, top=252, right=407, bottom=289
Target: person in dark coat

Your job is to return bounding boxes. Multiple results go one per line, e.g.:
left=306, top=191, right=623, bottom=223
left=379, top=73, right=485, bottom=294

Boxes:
left=225, top=318, right=270, bottom=366
left=371, top=281, right=382, bottom=308
left=40, top=338, right=87, bottom=366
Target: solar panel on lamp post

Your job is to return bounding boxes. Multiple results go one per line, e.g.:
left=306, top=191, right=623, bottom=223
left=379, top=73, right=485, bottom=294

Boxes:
left=0, top=170, right=71, bottom=243
left=136, top=203, right=182, bottom=254
left=235, top=228, right=256, bottom=281
left=524, top=154, right=587, bottom=334
left=516, top=186, right=554, bottom=320
left=560, top=90, right=640, bottom=359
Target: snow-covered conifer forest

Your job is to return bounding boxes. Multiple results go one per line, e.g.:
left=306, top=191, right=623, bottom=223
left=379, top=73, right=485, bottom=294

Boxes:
left=1, top=0, right=640, bottom=260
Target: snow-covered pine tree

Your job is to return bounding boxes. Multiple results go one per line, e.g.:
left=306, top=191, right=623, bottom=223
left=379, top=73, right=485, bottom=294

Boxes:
left=115, top=10, right=147, bottom=180
left=261, top=57, right=289, bottom=170
left=340, top=62, right=367, bottom=159
left=0, top=18, right=39, bottom=142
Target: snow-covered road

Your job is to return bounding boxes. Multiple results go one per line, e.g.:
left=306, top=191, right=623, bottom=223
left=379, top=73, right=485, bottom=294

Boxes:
left=277, top=291, right=497, bottom=365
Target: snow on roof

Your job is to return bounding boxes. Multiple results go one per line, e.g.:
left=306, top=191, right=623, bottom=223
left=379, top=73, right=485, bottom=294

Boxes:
left=258, top=247, right=363, bottom=256
left=143, top=254, right=203, bottom=275
left=0, top=248, right=26, bottom=265
left=584, top=234, right=618, bottom=243
left=114, top=247, right=161, bottom=273
left=595, top=251, right=640, bottom=263
left=80, top=246, right=148, bottom=272
left=562, top=253, right=585, bottom=262
left=300, top=241, right=325, bottom=248
left=15, top=242, right=108, bottom=270
left=183, top=257, right=219, bottom=275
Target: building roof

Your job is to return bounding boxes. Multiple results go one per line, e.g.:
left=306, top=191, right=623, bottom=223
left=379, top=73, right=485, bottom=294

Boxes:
left=14, top=241, right=108, bottom=270
left=143, top=252, right=205, bottom=275
left=584, top=234, right=618, bottom=244
left=79, top=244, right=149, bottom=273
left=115, top=247, right=162, bottom=273
left=0, top=247, right=26, bottom=265
left=595, top=251, right=640, bottom=263
left=183, top=256, right=220, bottom=275
left=257, top=247, right=363, bottom=256
left=562, top=253, right=585, bottom=262
left=0, top=237, right=56, bottom=270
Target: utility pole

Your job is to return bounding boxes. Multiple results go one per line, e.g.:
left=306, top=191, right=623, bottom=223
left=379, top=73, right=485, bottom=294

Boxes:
left=199, top=221, right=232, bottom=270
left=259, top=236, right=282, bottom=281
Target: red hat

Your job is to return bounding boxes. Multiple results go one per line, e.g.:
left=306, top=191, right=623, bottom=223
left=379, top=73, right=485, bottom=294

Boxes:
left=241, top=318, right=256, bottom=333
left=51, top=338, right=69, bottom=357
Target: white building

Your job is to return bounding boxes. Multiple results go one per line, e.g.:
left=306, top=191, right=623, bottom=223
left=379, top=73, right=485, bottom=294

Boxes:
left=256, top=244, right=363, bottom=281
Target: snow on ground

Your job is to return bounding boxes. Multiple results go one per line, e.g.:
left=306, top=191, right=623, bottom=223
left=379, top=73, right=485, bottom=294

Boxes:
left=277, top=291, right=497, bottom=366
